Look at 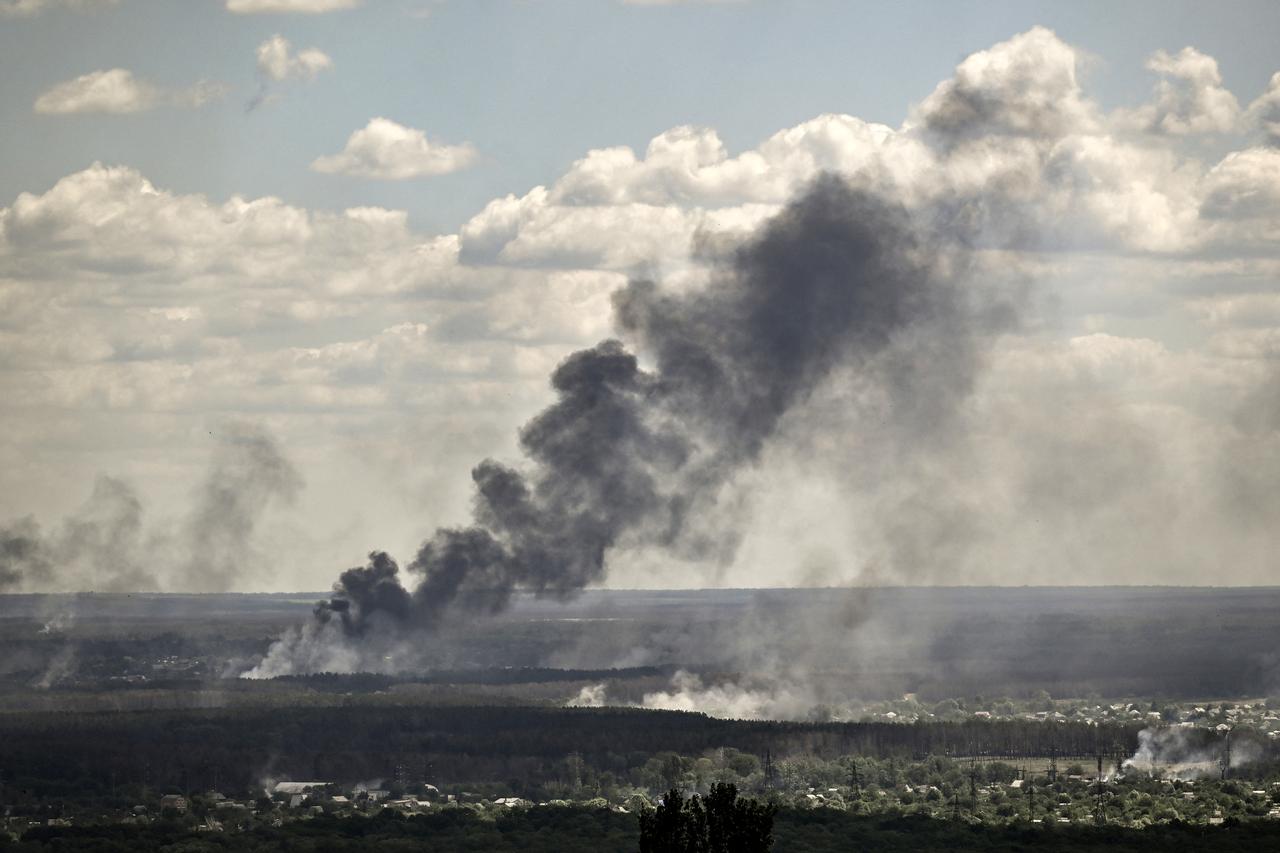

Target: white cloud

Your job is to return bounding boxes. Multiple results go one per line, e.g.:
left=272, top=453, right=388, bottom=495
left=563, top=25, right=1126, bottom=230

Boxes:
left=0, top=162, right=464, bottom=295
left=33, top=69, right=225, bottom=115
left=1247, top=72, right=1280, bottom=146
left=311, top=117, right=477, bottom=179
left=913, top=26, right=1098, bottom=141
left=1119, top=47, right=1241, bottom=135
left=226, top=0, right=359, bottom=12
left=0, top=0, right=115, bottom=17
left=548, top=117, right=898, bottom=208
left=455, top=27, right=1215, bottom=267
left=1198, top=148, right=1280, bottom=247
left=256, top=34, right=332, bottom=82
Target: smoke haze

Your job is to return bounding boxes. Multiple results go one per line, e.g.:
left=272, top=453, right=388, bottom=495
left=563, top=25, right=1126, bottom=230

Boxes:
left=0, top=424, right=300, bottom=593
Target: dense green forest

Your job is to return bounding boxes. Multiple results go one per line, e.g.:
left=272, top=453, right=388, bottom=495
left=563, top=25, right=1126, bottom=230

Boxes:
left=8, top=808, right=1280, bottom=852
left=0, top=705, right=1145, bottom=799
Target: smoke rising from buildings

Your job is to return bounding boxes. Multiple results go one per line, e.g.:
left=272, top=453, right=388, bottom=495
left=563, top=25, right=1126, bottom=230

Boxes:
left=0, top=423, right=299, bottom=593
left=1124, top=726, right=1261, bottom=780
left=248, top=174, right=1017, bottom=677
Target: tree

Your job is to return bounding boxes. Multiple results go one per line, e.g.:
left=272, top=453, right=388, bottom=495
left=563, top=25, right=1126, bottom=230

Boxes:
left=638, top=783, right=777, bottom=853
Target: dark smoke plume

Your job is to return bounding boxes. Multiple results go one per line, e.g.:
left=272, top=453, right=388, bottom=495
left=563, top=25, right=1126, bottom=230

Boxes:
left=266, top=174, right=999, bottom=673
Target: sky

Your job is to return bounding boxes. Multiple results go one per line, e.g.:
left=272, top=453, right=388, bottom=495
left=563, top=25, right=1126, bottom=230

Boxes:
left=2, top=0, right=1280, bottom=593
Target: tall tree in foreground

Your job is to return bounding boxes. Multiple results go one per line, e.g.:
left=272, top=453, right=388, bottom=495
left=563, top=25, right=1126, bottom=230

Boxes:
left=638, top=783, right=777, bottom=853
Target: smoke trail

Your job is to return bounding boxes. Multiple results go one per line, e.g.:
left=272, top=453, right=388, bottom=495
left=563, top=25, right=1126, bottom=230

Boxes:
left=249, top=174, right=1009, bottom=676
left=184, top=423, right=303, bottom=593
left=0, top=476, right=153, bottom=592
left=0, top=424, right=299, bottom=593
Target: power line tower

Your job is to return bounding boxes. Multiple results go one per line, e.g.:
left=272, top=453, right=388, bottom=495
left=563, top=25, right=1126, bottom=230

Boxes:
left=1093, top=752, right=1106, bottom=825
left=763, top=749, right=777, bottom=790
left=848, top=760, right=861, bottom=800
left=1025, top=778, right=1035, bottom=822
left=968, top=758, right=979, bottom=812
left=1047, top=745, right=1058, bottom=785
left=1220, top=731, right=1232, bottom=781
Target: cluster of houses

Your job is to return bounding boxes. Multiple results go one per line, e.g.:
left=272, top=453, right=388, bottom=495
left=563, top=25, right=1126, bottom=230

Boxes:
left=861, top=698, right=1280, bottom=737
left=268, top=781, right=471, bottom=817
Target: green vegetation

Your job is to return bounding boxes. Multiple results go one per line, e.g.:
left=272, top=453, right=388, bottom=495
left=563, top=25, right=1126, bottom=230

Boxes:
left=7, top=807, right=1280, bottom=852
left=0, top=704, right=1145, bottom=803
left=639, top=784, right=776, bottom=852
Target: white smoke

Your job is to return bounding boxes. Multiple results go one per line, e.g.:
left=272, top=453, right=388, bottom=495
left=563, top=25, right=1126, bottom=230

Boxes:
left=569, top=682, right=608, bottom=707
left=1123, top=726, right=1260, bottom=780
left=33, top=644, right=76, bottom=690
left=576, top=670, right=827, bottom=721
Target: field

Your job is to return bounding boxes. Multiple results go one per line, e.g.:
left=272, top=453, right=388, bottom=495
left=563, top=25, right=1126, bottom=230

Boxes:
left=4, top=586, right=1280, bottom=703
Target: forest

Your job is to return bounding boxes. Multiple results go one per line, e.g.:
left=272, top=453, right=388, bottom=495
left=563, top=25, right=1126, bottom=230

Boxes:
left=8, top=807, right=1280, bottom=853
left=0, top=705, right=1147, bottom=800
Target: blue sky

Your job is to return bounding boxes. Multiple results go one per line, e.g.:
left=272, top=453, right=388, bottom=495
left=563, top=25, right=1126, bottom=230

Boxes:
left=3, top=0, right=1279, bottom=234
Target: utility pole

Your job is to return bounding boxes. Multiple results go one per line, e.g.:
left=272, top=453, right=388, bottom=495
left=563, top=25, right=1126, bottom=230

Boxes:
left=1093, top=753, right=1106, bottom=825
left=1220, top=731, right=1231, bottom=781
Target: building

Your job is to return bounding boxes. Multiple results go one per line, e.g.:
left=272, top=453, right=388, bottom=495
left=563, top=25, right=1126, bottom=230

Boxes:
left=159, top=794, right=188, bottom=814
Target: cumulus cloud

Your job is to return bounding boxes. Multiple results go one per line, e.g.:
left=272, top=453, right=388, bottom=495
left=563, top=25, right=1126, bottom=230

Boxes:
left=0, top=0, right=114, bottom=16
left=547, top=117, right=897, bottom=207
left=0, top=162, right=464, bottom=294
left=227, top=0, right=359, bottom=12
left=1199, top=147, right=1280, bottom=247
left=913, top=26, right=1098, bottom=141
left=1247, top=72, right=1280, bottom=146
left=248, top=34, right=332, bottom=110
left=256, top=34, right=332, bottom=81
left=33, top=69, right=225, bottom=115
left=1119, top=47, right=1242, bottom=135
left=311, top=117, right=477, bottom=179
